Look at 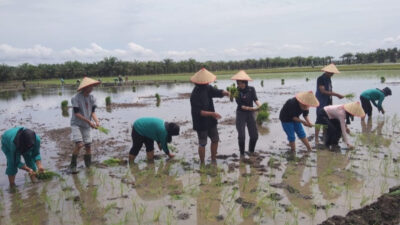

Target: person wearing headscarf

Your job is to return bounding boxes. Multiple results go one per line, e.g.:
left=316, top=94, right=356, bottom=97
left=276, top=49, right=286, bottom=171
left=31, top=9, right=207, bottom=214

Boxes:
left=190, top=68, right=230, bottom=164
left=317, top=102, right=365, bottom=150
left=360, top=87, right=392, bottom=120
left=69, top=77, right=101, bottom=173
left=279, top=91, right=320, bottom=152
left=1, top=127, right=44, bottom=187
left=315, top=64, right=344, bottom=146
left=231, top=70, right=261, bottom=156
left=129, top=117, right=179, bottom=163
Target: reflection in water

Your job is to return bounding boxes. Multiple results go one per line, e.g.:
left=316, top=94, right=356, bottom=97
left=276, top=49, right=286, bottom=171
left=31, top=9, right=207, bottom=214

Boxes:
left=72, top=170, right=106, bottom=225
left=282, top=154, right=313, bottom=214
left=317, top=150, right=362, bottom=201
left=257, top=124, right=270, bottom=135
left=197, top=166, right=223, bottom=225
left=360, top=118, right=391, bottom=147
left=238, top=162, right=260, bottom=225
left=131, top=161, right=183, bottom=201
left=10, top=185, right=49, bottom=225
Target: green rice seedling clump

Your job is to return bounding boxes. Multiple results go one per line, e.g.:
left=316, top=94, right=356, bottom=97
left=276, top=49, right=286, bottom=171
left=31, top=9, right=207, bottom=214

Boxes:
left=61, top=100, right=68, bottom=108
left=105, top=96, right=111, bottom=106
left=37, top=171, right=61, bottom=180
left=102, top=158, right=123, bottom=166
left=98, top=126, right=109, bottom=134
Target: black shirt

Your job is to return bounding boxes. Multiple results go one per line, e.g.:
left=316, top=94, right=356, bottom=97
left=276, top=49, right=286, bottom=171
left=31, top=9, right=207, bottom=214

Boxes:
left=190, top=85, right=224, bottom=131
left=236, top=86, right=258, bottom=111
left=279, top=97, right=309, bottom=122
left=315, top=73, right=332, bottom=109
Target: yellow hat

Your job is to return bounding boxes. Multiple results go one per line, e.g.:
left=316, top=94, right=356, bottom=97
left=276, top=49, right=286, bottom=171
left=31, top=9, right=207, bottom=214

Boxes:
left=231, top=70, right=252, bottom=81
left=77, top=77, right=100, bottom=91
left=295, top=91, right=320, bottom=107
left=344, top=102, right=365, bottom=117
left=321, top=63, right=340, bottom=74
left=190, top=68, right=216, bottom=84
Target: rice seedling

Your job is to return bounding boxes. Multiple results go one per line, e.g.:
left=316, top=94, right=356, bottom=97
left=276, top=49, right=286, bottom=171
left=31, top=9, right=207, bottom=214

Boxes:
left=58, top=91, right=62, bottom=96
left=260, top=80, right=264, bottom=87
left=105, top=96, right=111, bottom=106
left=132, top=86, right=136, bottom=92
left=155, top=93, right=161, bottom=107
left=256, top=103, right=270, bottom=125
left=213, top=85, right=218, bottom=89
left=381, top=76, right=386, bottom=83
left=61, top=100, right=68, bottom=109
left=281, top=78, right=285, bottom=85
left=344, top=93, right=355, bottom=100
left=97, top=126, right=109, bottom=134
left=37, top=170, right=61, bottom=180
left=153, top=208, right=162, bottom=222
left=226, top=83, right=238, bottom=102
left=306, top=77, right=309, bottom=82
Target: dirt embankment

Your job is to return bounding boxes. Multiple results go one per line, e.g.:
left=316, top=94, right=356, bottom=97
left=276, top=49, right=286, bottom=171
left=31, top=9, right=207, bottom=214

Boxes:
left=320, top=185, right=400, bottom=225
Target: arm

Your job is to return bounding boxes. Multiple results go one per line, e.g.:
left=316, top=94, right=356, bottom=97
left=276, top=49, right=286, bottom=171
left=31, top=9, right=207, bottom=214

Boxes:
left=339, top=117, right=352, bottom=148
left=200, top=110, right=221, bottom=120
left=319, top=85, right=343, bottom=99
left=74, top=111, right=97, bottom=128
left=376, top=95, right=385, bottom=112
left=91, top=112, right=100, bottom=127
left=32, top=136, right=44, bottom=173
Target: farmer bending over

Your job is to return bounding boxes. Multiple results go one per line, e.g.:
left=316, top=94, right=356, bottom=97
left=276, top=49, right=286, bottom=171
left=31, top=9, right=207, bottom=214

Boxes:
left=129, top=117, right=179, bottom=163
left=1, top=127, right=45, bottom=187
left=360, top=87, right=391, bottom=121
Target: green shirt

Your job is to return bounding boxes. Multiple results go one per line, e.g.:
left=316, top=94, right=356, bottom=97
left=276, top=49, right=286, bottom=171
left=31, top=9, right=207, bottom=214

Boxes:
left=361, top=89, right=385, bottom=110
left=133, top=117, right=169, bottom=155
left=1, top=127, right=41, bottom=175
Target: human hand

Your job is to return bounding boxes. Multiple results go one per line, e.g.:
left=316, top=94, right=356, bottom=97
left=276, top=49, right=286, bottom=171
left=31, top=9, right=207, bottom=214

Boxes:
left=89, top=121, right=98, bottom=129
left=346, top=127, right=350, bottom=134
left=38, top=167, right=45, bottom=174
left=213, top=112, right=222, bottom=120
left=168, top=153, right=175, bottom=158
left=222, top=91, right=230, bottom=97
left=381, top=109, right=385, bottom=114
left=336, top=94, right=344, bottom=99
left=347, top=143, right=354, bottom=150
left=95, top=120, right=100, bottom=127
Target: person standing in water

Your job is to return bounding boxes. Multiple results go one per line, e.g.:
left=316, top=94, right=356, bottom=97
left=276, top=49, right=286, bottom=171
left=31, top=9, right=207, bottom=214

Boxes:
left=231, top=70, right=261, bottom=156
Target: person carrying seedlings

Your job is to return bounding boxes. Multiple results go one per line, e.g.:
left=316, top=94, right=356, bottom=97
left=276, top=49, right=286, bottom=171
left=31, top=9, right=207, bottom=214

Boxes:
left=360, top=87, right=392, bottom=121
left=1, top=127, right=45, bottom=187
left=279, top=91, right=319, bottom=152
left=190, top=68, right=230, bottom=164
left=317, top=102, right=365, bottom=150
left=231, top=70, right=261, bottom=156
left=315, top=63, right=344, bottom=146
left=128, top=117, right=179, bottom=163
left=69, top=77, right=101, bottom=173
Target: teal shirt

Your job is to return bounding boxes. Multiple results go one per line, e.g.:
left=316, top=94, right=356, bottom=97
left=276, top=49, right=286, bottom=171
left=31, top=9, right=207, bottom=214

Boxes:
left=1, top=127, right=41, bottom=175
left=361, top=89, right=385, bottom=110
left=133, top=118, right=169, bottom=155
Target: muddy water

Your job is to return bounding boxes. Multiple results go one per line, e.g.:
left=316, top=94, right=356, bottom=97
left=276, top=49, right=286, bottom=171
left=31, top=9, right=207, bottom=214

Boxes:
left=0, top=71, right=400, bottom=224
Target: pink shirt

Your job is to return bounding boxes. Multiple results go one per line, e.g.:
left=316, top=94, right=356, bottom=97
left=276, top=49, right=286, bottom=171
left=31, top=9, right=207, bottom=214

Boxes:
left=324, top=105, right=349, bottom=145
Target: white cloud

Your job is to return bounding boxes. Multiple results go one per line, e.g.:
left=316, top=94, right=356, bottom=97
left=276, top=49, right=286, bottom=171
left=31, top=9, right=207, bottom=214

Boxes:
left=281, top=44, right=305, bottom=50
left=383, top=35, right=400, bottom=43
left=325, top=40, right=337, bottom=45
left=0, top=44, right=53, bottom=59
left=127, top=42, right=154, bottom=56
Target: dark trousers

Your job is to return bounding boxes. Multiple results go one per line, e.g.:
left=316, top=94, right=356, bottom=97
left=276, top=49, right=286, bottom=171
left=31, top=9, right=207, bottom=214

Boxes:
left=325, top=119, right=342, bottom=146
left=360, top=96, right=372, bottom=117
left=236, top=110, right=258, bottom=153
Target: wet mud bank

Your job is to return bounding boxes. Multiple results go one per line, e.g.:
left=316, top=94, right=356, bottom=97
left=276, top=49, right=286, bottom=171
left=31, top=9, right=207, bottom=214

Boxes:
left=320, top=186, right=400, bottom=225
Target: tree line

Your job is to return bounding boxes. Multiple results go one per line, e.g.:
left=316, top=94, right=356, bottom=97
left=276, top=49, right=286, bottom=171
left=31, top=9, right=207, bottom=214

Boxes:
left=0, top=47, right=398, bottom=82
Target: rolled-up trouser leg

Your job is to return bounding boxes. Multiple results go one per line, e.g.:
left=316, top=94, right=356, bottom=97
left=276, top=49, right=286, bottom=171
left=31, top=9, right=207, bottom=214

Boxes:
left=247, top=112, right=258, bottom=152
left=236, top=110, right=247, bottom=154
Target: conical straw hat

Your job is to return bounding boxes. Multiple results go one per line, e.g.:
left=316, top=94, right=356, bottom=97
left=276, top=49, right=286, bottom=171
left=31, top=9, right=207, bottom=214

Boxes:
left=295, top=91, right=320, bottom=107
left=231, top=70, right=252, bottom=81
left=344, top=102, right=365, bottom=117
left=190, top=68, right=216, bottom=84
left=321, top=63, right=340, bottom=74
left=77, top=77, right=101, bottom=91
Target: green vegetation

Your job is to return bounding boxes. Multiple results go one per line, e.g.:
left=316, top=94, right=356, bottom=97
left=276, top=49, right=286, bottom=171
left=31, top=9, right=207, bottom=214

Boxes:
left=381, top=76, right=386, bottom=83
left=132, top=86, right=136, bottom=92
left=260, top=80, right=264, bottom=87
left=306, top=77, right=309, bottom=82
left=155, top=93, right=161, bottom=107
left=61, top=100, right=68, bottom=109
left=36, top=171, right=61, bottom=180
left=344, top=93, right=355, bottom=100
left=256, top=102, right=270, bottom=125
left=105, top=96, right=111, bottom=106
left=98, top=126, right=109, bottom=134
left=281, top=78, right=285, bottom=85
left=102, top=158, right=123, bottom=166
left=226, top=83, right=238, bottom=102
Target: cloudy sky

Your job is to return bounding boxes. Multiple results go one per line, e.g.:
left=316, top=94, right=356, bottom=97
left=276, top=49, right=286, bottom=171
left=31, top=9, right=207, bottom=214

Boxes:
left=0, top=0, right=399, bottom=65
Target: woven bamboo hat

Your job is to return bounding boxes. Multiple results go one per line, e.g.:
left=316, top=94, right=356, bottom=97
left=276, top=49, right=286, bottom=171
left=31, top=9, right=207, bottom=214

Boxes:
left=321, top=63, right=340, bottom=74
left=77, top=77, right=100, bottom=91
left=295, top=91, right=320, bottom=107
left=231, top=70, right=253, bottom=81
left=344, top=102, right=365, bottom=117
left=190, top=68, right=216, bottom=84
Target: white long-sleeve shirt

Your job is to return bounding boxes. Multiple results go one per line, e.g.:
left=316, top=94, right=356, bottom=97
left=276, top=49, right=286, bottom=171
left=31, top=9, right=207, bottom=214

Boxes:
left=324, top=104, right=350, bottom=145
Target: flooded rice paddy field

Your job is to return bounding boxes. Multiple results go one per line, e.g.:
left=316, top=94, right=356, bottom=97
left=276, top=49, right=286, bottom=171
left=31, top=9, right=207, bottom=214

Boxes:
left=1, top=70, right=400, bottom=224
